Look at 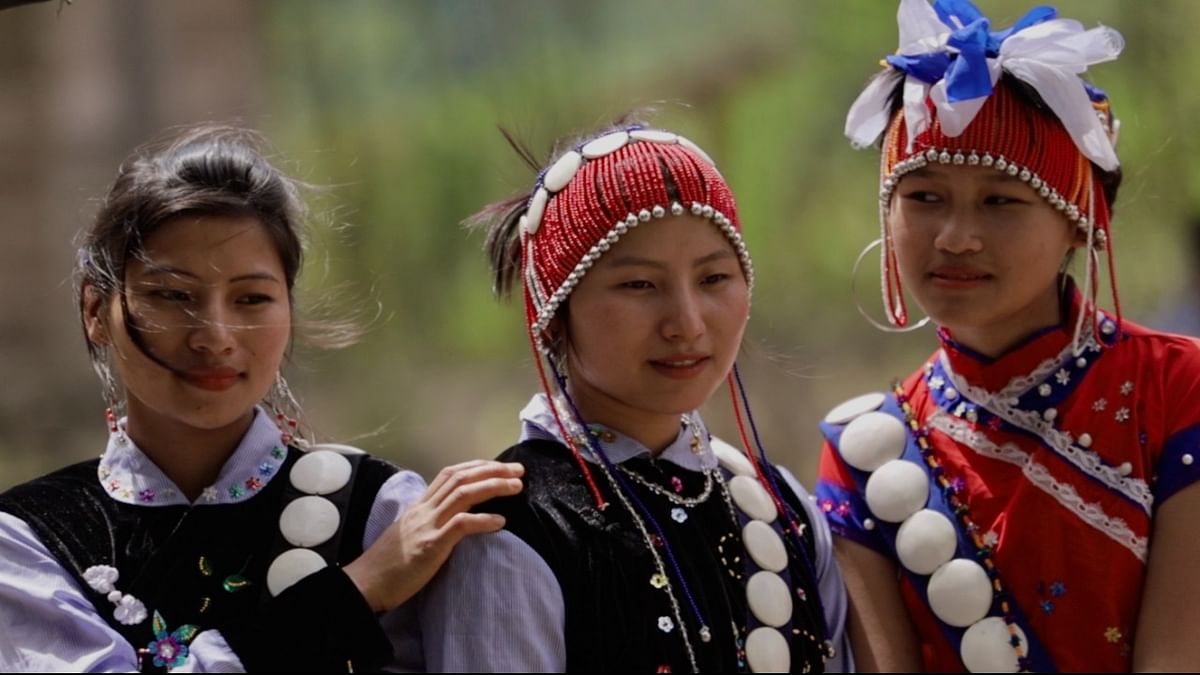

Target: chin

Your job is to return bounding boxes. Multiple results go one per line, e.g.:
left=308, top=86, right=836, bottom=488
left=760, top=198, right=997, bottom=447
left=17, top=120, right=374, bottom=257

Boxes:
left=177, top=403, right=258, bottom=432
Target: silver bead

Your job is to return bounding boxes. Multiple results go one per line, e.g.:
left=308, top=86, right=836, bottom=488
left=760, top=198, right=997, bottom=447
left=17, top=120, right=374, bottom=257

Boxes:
left=967, top=152, right=980, bottom=166
left=981, top=154, right=994, bottom=167
left=938, top=150, right=952, bottom=164
left=1039, top=383, right=1052, bottom=396
left=1043, top=408, right=1058, bottom=422
left=638, top=209, right=652, bottom=222
left=953, top=152, right=965, bottom=165
left=1038, top=186, right=1051, bottom=197
left=651, top=205, right=665, bottom=218
left=625, top=214, right=639, bottom=227
left=615, top=223, right=628, bottom=235
left=701, top=205, right=714, bottom=218
left=995, top=157, right=1008, bottom=171
left=1078, top=433, right=1092, bottom=448
left=670, top=202, right=684, bottom=216
left=690, top=202, right=703, bottom=215
left=925, top=149, right=939, bottom=162
left=1006, top=163, right=1019, bottom=176
left=1030, top=177, right=1043, bottom=189
left=1076, top=357, right=1087, bottom=368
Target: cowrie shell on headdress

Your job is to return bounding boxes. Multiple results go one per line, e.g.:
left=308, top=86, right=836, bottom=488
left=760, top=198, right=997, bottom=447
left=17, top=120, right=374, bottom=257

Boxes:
left=543, top=151, right=583, bottom=192
left=630, top=129, right=678, bottom=144
left=525, top=187, right=549, bottom=236
left=581, top=131, right=630, bottom=159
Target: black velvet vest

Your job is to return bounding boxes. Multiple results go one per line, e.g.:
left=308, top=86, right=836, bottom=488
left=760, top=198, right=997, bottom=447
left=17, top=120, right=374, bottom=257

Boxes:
left=483, top=439, right=830, bottom=673
left=0, top=448, right=398, bottom=672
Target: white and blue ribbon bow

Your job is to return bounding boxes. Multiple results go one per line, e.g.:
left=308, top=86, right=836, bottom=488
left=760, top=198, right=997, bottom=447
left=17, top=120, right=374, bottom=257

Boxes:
left=845, top=0, right=1123, bottom=171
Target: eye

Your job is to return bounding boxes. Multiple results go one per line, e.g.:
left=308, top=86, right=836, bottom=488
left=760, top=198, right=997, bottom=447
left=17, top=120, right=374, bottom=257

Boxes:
left=237, top=293, right=275, bottom=306
left=150, top=289, right=193, bottom=303
left=620, top=280, right=655, bottom=290
left=985, top=194, right=1026, bottom=206
left=701, top=273, right=729, bottom=285
left=903, top=190, right=942, bottom=204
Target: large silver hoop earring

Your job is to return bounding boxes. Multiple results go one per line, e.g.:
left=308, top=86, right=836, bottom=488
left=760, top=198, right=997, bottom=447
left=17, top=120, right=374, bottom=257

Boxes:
left=851, top=238, right=931, bottom=334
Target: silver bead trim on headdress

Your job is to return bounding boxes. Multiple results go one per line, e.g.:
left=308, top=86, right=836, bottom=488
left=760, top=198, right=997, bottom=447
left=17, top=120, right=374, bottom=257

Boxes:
left=521, top=129, right=755, bottom=352
left=878, top=147, right=1103, bottom=249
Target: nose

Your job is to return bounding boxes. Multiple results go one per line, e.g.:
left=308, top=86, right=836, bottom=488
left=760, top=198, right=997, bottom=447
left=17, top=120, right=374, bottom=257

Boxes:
left=662, top=287, right=706, bottom=343
left=186, top=301, right=237, bottom=355
left=932, top=209, right=984, bottom=255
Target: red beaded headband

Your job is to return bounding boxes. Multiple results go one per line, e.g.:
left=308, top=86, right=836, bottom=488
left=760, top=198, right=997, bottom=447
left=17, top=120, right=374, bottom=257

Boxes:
left=880, top=82, right=1112, bottom=239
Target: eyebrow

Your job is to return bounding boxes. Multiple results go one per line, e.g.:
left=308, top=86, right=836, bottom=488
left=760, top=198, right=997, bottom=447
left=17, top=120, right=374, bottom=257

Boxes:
left=138, top=264, right=282, bottom=284
left=605, top=249, right=737, bottom=269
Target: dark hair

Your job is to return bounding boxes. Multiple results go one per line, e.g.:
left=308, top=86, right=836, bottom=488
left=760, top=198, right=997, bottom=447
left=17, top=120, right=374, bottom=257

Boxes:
left=76, top=124, right=355, bottom=371
left=884, top=72, right=1123, bottom=208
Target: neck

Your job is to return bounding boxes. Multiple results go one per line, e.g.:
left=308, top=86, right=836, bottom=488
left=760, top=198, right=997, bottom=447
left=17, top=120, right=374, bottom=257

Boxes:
left=944, top=283, right=1065, bottom=359
left=123, top=405, right=256, bottom=501
left=561, top=384, right=681, bottom=457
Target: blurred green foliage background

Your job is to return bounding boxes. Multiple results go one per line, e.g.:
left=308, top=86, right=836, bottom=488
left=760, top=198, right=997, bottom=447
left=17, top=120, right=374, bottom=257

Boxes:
left=2, top=0, right=1198, bottom=490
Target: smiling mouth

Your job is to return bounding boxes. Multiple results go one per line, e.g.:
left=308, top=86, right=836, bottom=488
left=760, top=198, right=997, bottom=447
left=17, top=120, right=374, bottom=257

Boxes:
left=656, top=358, right=705, bottom=367
left=930, top=270, right=992, bottom=284
left=180, top=369, right=242, bottom=391
left=649, top=356, right=711, bottom=379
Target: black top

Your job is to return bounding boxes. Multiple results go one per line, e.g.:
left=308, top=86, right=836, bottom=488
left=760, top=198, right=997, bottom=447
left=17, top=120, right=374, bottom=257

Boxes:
left=481, top=438, right=830, bottom=673
left=0, top=449, right=399, bottom=673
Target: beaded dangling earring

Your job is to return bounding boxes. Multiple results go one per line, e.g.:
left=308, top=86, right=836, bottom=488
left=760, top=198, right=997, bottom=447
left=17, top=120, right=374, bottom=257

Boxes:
left=94, top=354, right=128, bottom=445
left=267, top=373, right=303, bottom=447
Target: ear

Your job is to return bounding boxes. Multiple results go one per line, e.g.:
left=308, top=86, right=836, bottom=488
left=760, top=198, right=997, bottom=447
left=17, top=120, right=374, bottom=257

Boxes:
left=82, top=283, right=112, bottom=347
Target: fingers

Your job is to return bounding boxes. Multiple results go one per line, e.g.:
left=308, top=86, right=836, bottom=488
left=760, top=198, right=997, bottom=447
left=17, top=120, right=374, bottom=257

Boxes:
left=424, top=460, right=524, bottom=508
left=432, top=475, right=523, bottom=529
left=438, top=512, right=507, bottom=541
left=423, top=459, right=492, bottom=496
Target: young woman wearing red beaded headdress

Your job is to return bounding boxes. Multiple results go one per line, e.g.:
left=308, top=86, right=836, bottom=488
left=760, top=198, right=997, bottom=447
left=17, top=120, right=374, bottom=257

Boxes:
left=815, top=0, right=1200, bottom=671
left=411, top=119, right=852, bottom=672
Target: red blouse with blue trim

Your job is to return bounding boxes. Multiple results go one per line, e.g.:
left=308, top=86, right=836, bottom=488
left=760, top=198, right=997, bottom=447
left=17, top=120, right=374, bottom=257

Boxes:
left=817, top=290, right=1200, bottom=672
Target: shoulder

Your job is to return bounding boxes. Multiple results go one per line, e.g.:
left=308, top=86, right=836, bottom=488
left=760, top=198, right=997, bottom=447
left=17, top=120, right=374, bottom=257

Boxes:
left=484, top=439, right=603, bottom=545
left=1119, top=318, right=1200, bottom=360
left=0, top=459, right=104, bottom=516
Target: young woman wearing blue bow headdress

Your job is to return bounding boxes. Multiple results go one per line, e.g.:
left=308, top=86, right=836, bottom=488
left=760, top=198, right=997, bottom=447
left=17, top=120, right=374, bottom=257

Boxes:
left=816, top=0, right=1200, bottom=671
